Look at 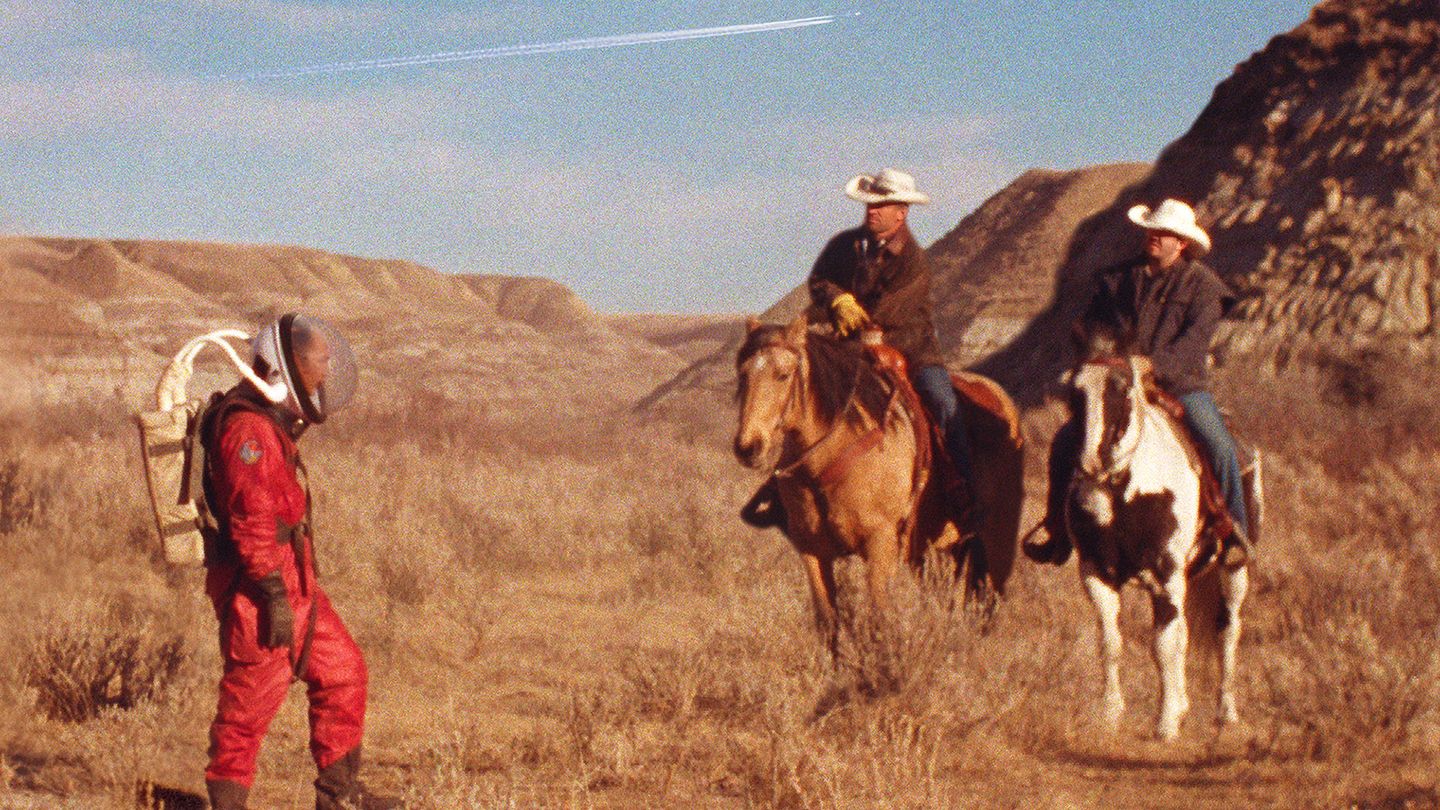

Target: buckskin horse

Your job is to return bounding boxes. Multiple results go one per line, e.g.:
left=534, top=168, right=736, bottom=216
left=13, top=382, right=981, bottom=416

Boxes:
left=732, top=317, right=1024, bottom=641
left=1062, top=330, right=1261, bottom=740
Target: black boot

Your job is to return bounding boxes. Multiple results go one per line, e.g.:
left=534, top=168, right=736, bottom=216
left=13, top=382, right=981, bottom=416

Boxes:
left=315, top=747, right=401, bottom=810
left=740, top=478, right=786, bottom=529
left=1028, top=420, right=1078, bottom=566
left=207, top=779, right=249, bottom=810
left=1022, top=513, right=1072, bottom=566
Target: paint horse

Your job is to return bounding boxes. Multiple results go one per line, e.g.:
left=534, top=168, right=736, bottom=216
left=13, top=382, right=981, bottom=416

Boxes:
left=733, top=317, right=1024, bottom=641
left=1062, top=332, right=1261, bottom=740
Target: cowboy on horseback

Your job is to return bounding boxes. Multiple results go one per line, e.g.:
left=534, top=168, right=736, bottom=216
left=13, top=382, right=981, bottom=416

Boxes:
left=740, top=168, right=977, bottom=530
left=807, top=168, right=978, bottom=521
left=1028, top=198, right=1253, bottom=566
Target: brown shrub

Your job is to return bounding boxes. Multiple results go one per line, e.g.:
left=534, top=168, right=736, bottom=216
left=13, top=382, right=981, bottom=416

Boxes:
left=25, top=601, right=186, bottom=724
left=1257, top=612, right=1438, bottom=762
left=0, top=457, right=43, bottom=535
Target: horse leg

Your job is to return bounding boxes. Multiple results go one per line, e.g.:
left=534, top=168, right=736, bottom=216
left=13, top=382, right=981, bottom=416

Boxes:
left=954, top=538, right=999, bottom=621
left=1216, top=564, right=1249, bottom=726
left=1080, top=563, right=1125, bottom=730
left=1151, top=574, right=1191, bottom=740
left=801, top=553, right=839, bottom=649
left=865, top=539, right=898, bottom=616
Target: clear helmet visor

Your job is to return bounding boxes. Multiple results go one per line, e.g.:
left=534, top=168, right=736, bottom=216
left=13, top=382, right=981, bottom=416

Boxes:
left=253, top=313, right=358, bottom=423
left=287, top=315, right=357, bottom=423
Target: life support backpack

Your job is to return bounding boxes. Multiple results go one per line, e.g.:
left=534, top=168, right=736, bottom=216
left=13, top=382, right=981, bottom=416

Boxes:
left=135, top=330, right=276, bottom=565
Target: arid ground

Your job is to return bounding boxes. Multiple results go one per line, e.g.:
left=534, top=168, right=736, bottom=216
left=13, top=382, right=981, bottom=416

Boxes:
left=2, top=344, right=1438, bottom=809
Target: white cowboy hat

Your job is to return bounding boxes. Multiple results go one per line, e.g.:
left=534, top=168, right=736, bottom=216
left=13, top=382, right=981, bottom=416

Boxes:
left=844, top=168, right=931, bottom=205
left=1127, top=198, right=1211, bottom=256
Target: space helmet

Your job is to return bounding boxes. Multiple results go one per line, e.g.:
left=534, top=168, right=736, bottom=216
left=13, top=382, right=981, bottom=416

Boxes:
left=250, top=313, right=358, bottom=424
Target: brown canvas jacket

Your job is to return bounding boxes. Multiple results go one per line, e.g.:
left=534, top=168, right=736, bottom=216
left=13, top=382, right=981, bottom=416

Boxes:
left=1084, top=255, right=1235, bottom=395
left=807, top=225, right=944, bottom=368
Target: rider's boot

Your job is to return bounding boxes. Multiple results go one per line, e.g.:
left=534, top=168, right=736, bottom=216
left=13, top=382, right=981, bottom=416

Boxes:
left=1022, top=510, right=1072, bottom=566
left=740, top=477, right=786, bottom=529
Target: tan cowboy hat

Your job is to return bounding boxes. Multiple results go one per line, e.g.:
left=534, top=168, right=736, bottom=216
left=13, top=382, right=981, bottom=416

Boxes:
left=845, top=168, right=931, bottom=205
left=1127, top=198, right=1211, bottom=256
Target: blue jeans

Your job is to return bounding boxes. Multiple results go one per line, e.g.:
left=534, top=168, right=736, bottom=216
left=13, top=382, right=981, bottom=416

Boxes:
left=912, top=365, right=974, bottom=483
left=1179, top=391, right=1248, bottom=534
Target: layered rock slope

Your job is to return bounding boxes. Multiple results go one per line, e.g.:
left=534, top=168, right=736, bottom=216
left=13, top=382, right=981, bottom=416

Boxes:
left=986, top=0, right=1440, bottom=401
left=0, top=236, right=689, bottom=421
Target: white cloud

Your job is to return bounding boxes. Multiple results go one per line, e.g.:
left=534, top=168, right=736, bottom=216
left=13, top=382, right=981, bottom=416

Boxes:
left=0, top=47, right=455, bottom=142
left=182, top=0, right=392, bottom=36
left=0, top=0, right=72, bottom=33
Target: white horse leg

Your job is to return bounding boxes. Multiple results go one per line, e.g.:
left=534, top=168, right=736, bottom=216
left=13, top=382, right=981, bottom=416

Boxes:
left=1081, top=564, right=1125, bottom=730
left=1151, top=575, right=1190, bottom=740
left=1216, top=564, right=1249, bottom=726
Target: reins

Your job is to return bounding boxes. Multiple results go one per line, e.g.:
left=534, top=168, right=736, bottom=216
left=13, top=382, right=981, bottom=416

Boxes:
left=754, top=341, right=900, bottom=488
left=1074, top=356, right=1147, bottom=488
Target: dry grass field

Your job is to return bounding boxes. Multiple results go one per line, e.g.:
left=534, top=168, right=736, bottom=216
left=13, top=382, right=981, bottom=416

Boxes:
left=1, top=354, right=1439, bottom=809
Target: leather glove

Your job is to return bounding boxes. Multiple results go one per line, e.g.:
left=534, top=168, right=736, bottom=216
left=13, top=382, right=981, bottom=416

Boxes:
left=254, top=571, right=294, bottom=649
left=829, top=292, right=870, bottom=337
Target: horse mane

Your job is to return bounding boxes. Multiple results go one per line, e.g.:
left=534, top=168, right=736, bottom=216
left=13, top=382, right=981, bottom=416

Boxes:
left=804, top=332, right=895, bottom=423
left=737, top=324, right=895, bottom=424
left=736, top=324, right=786, bottom=368
left=1074, top=320, right=1138, bottom=364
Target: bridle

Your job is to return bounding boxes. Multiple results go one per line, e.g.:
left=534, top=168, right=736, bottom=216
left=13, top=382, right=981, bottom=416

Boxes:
left=739, top=339, right=899, bottom=487
left=1073, top=355, right=1146, bottom=488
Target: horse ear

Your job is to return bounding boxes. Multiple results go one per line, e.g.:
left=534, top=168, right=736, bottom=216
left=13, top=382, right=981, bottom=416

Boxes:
left=1070, top=319, right=1095, bottom=360
left=784, top=315, right=808, bottom=344
left=745, top=316, right=762, bottom=334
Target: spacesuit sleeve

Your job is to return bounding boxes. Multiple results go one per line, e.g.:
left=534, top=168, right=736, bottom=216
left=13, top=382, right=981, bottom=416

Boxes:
left=214, top=414, right=291, bottom=582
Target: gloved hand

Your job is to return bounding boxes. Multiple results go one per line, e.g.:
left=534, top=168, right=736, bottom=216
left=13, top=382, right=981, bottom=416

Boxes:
left=829, top=292, right=870, bottom=337
left=254, top=571, right=294, bottom=648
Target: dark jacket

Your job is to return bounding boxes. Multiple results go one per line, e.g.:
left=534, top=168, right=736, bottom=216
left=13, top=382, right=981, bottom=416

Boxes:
left=1084, top=255, right=1234, bottom=395
left=807, top=225, right=944, bottom=368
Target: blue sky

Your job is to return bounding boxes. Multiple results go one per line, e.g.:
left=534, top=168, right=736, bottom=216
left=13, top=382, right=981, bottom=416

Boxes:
left=2, top=1, right=1316, bottom=313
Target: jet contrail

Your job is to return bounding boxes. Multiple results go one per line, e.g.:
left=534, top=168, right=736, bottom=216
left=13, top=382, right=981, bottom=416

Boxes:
left=230, top=14, right=855, bottom=80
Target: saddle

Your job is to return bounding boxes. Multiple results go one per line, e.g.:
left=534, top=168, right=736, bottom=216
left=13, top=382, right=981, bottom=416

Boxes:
left=865, top=343, right=1022, bottom=523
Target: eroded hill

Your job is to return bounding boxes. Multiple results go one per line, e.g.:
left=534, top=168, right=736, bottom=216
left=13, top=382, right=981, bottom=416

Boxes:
left=0, top=236, right=693, bottom=425
left=983, top=0, right=1440, bottom=403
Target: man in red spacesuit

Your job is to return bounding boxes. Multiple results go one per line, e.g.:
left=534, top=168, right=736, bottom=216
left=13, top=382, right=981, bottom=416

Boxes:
left=200, top=313, right=395, bottom=810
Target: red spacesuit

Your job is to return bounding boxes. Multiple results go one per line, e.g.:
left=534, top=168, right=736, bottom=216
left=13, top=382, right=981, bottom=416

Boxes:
left=198, top=314, right=392, bottom=810
left=204, top=405, right=366, bottom=786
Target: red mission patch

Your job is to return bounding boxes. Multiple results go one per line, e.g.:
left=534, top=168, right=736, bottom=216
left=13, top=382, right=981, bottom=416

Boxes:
left=238, top=439, right=263, bottom=465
